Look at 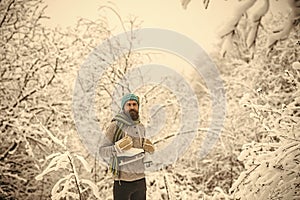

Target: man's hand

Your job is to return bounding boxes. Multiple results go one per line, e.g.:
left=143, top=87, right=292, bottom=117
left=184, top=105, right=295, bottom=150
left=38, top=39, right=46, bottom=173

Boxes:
left=114, top=135, right=133, bottom=153
left=143, top=139, right=155, bottom=154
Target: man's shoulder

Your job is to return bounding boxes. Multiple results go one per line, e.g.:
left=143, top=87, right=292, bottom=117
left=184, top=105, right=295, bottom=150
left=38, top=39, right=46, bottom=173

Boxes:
left=109, top=120, right=118, bottom=126
left=106, top=120, right=117, bottom=133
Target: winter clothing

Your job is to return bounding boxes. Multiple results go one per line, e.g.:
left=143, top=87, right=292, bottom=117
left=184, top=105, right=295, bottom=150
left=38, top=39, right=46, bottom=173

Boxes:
left=121, top=93, right=140, bottom=109
left=114, top=135, right=133, bottom=153
left=99, top=111, right=146, bottom=181
left=142, top=139, right=155, bottom=154
left=99, top=93, right=154, bottom=200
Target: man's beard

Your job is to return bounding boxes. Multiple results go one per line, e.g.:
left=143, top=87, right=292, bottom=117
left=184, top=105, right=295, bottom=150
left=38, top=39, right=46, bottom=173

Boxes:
left=126, top=109, right=139, bottom=121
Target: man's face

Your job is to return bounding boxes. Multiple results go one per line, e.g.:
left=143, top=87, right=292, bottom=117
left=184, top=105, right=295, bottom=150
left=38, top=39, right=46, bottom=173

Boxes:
left=124, top=100, right=139, bottom=120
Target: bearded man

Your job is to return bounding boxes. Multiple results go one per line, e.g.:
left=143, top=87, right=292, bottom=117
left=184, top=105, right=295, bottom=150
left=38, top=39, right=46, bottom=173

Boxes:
left=99, top=93, right=155, bottom=200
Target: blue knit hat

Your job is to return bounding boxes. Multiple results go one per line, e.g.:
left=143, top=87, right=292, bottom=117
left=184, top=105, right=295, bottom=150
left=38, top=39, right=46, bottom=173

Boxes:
left=121, top=93, right=139, bottom=109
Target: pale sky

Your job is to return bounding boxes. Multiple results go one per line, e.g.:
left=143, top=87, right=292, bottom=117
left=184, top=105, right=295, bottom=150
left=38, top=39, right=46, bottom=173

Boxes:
left=42, top=0, right=288, bottom=53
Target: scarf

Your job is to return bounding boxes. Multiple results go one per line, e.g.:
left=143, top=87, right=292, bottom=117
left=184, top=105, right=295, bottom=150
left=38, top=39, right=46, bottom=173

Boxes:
left=110, top=112, right=140, bottom=177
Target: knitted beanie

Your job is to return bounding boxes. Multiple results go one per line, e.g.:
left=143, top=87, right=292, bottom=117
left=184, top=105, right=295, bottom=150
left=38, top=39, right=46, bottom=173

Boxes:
left=121, top=93, right=139, bottom=109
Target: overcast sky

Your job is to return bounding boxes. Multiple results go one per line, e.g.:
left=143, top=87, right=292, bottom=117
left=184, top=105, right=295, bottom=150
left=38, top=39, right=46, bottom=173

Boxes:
left=42, top=0, right=288, bottom=53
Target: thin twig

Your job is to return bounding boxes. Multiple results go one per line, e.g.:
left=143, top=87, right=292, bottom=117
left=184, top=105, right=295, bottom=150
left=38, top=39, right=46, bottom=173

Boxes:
left=67, top=153, right=82, bottom=200
left=163, top=173, right=170, bottom=200
left=0, top=141, right=19, bottom=161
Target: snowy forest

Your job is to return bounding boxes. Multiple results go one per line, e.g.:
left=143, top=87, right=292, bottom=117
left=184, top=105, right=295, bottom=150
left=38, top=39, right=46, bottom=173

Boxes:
left=0, top=0, right=299, bottom=199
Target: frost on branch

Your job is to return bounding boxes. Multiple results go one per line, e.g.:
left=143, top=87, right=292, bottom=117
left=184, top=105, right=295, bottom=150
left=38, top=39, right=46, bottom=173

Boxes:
left=35, top=151, right=101, bottom=200
left=181, top=0, right=300, bottom=57
left=230, top=141, right=300, bottom=200
left=227, top=57, right=300, bottom=199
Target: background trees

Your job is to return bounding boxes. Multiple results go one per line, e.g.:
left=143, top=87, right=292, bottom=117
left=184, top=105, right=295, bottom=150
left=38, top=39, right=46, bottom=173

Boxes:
left=179, top=0, right=300, bottom=199
left=216, top=24, right=299, bottom=199
left=0, top=0, right=146, bottom=198
left=182, top=0, right=300, bottom=57
left=0, top=0, right=63, bottom=198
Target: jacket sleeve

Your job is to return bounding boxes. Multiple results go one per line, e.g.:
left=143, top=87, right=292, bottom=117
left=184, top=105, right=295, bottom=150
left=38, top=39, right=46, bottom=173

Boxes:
left=99, top=121, right=117, bottom=160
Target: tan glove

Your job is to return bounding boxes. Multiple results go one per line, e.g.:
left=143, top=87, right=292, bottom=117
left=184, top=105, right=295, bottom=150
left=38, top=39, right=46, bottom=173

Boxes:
left=143, top=138, right=155, bottom=154
left=114, top=135, right=133, bottom=153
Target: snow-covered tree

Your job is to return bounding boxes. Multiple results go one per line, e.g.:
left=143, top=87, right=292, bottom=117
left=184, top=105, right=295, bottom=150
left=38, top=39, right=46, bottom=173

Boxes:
left=181, top=0, right=300, bottom=57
